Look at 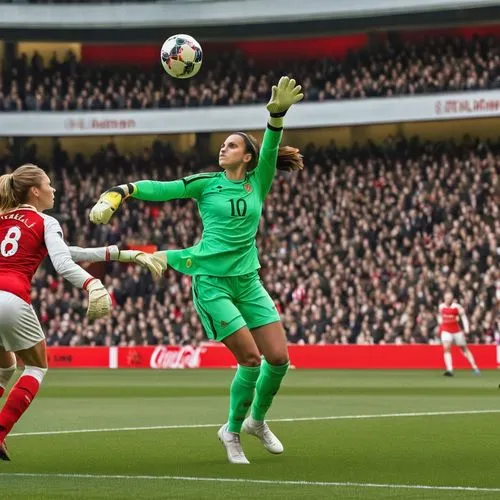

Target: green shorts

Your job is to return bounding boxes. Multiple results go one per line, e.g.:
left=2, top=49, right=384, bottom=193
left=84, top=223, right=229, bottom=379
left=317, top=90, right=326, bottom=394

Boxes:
left=191, top=271, right=280, bottom=341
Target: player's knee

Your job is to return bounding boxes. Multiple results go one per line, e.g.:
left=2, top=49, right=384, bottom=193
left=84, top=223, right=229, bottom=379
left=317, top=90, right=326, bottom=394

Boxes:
left=265, top=354, right=290, bottom=366
left=23, top=365, right=48, bottom=385
left=238, top=352, right=261, bottom=367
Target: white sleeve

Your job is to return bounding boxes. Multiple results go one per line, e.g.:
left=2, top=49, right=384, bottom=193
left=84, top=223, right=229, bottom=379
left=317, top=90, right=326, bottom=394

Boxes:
left=69, top=245, right=119, bottom=263
left=43, top=216, right=94, bottom=289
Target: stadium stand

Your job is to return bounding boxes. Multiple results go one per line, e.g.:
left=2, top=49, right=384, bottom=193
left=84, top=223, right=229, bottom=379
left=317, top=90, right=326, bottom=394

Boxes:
left=1, top=134, right=496, bottom=346
left=1, top=34, right=499, bottom=111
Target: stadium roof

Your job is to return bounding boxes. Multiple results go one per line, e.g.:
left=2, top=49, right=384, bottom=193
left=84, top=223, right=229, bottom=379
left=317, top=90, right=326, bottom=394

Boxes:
left=1, top=0, right=499, bottom=41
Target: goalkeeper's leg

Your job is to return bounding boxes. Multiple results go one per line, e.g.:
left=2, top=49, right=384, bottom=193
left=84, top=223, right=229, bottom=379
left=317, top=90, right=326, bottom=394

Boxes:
left=192, top=275, right=257, bottom=464
left=237, top=278, right=288, bottom=453
left=242, top=321, right=288, bottom=454
left=219, top=327, right=262, bottom=465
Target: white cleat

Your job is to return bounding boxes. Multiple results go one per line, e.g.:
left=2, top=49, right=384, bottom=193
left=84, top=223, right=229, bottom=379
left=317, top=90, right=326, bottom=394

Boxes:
left=242, top=416, right=284, bottom=454
left=217, top=424, right=250, bottom=465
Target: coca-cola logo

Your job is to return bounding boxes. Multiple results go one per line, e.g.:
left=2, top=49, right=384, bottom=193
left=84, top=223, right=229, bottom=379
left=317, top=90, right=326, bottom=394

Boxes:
left=150, top=345, right=206, bottom=369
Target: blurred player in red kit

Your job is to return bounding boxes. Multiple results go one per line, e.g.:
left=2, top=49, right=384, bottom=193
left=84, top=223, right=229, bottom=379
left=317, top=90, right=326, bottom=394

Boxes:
left=438, top=290, right=480, bottom=377
left=0, top=164, right=165, bottom=460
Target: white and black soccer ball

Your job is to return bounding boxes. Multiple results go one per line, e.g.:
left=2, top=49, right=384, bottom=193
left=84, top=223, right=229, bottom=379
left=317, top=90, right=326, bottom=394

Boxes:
left=160, top=34, right=202, bottom=79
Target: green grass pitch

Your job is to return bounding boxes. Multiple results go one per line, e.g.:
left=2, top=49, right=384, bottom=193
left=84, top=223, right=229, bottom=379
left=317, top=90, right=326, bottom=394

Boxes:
left=1, top=369, right=500, bottom=499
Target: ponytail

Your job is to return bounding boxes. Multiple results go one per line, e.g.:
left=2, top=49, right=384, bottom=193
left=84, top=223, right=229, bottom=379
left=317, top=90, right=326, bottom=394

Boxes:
left=0, top=174, right=19, bottom=214
left=0, top=164, right=46, bottom=214
left=236, top=132, right=304, bottom=172
left=276, top=146, right=303, bottom=172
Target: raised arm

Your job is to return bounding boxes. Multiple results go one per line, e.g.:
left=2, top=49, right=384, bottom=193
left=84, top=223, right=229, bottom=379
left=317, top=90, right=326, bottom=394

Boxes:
left=254, top=76, right=303, bottom=198
left=253, top=125, right=282, bottom=199
left=89, top=173, right=215, bottom=225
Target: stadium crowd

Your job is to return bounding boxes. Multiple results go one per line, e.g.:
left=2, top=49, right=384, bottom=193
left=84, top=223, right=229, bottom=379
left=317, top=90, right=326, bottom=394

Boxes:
left=1, top=134, right=497, bottom=347
left=1, top=34, right=499, bottom=111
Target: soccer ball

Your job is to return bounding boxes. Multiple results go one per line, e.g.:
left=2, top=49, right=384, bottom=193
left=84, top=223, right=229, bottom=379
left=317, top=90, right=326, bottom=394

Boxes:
left=160, top=34, right=202, bottom=79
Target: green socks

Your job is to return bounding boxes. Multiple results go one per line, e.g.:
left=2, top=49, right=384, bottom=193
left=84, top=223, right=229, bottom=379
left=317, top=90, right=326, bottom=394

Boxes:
left=251, top=359, right=289, bottom=422
left=227, top=365, right=260, bottom=433
left=227, top=360, right=290, bottom=433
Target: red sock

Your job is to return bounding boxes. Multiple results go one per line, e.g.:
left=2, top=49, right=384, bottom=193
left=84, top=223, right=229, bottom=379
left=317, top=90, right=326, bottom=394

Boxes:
left=0, top=387, right=4, bottom=398
left=0, top=375, right=40, bottom=442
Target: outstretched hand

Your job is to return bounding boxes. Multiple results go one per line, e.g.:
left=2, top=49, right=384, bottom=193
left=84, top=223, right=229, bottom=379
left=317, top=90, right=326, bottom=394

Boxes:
left=266, top=76, right=304, bottom=115
left=90, top=184, right=133, bottom=225
left=135, top=252, right=168, bottom=281
left=86, top=279, right=112, bottom=320
left=89, top=191, right=124, bottom=225
left=116, top=250, right=168, bottom=281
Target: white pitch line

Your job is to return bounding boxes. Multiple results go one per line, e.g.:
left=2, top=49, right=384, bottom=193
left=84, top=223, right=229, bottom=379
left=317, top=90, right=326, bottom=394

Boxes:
left=2, top=473, right=500, bottom=493
left=10, top=409, right=500, bottom=438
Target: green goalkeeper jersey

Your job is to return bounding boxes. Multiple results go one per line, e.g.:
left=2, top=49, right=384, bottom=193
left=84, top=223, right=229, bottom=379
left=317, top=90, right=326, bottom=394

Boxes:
left=132, top=125, right=282, bottom=276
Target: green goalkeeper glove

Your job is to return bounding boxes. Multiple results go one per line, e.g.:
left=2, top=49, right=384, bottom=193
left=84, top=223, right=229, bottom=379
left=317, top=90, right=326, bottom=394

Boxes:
left=89, top=183, right=135, bottom=224
left=266, top=76, right=304, bottom=117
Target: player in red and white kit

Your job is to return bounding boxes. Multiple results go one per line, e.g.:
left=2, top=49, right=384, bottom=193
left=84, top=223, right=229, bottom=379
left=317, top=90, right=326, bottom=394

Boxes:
left=438, top=290, right=480, bottom=377
left=0, top=164, right=165, bottom=461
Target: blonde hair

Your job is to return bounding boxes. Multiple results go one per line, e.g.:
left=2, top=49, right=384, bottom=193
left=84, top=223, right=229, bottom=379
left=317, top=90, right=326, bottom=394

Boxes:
left=0, top=164, right=46, bottom=214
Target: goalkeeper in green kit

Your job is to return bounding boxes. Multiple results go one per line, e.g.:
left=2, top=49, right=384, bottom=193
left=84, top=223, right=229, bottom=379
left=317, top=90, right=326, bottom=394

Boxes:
left=89, top=77, right=304, bottom=465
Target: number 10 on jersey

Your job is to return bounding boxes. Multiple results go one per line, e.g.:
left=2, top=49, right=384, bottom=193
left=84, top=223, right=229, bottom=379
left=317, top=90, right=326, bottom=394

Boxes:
left=229, top=198, right=247, bottom=217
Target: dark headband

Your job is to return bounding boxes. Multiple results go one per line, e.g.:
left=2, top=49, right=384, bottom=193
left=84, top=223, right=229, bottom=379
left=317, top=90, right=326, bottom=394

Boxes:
left=235, top=132, right=259, bottom=160
left=9, top=175, right=14, bottom=189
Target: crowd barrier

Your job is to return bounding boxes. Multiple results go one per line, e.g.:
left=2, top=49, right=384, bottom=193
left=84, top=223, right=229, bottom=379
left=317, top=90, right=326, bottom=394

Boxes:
left=45, top=344, right=500, bottom=369
left=2, top=90, right=500, bottom=136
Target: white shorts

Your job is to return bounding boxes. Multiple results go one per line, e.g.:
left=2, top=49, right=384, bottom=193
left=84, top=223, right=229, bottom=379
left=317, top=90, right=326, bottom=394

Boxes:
left=441, top=331, right=466, bottom=347
left=0, top=291, right=45, bottom=352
